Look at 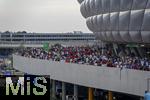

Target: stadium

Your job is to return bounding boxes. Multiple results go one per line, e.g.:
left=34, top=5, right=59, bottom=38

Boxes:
left=79, top=0, right=150, bottom=43
left=0, top=0, right=150, bottom=100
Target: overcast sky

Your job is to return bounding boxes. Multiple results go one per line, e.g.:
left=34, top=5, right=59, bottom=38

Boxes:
left=0, top=0, right=90, bottom=33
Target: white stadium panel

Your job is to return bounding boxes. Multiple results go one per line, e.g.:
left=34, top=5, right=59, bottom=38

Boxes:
left=92, top=16, right=99, bottom=32
left=120, top=0, right=133, bottom=11
left=141, top=9, right=150, bottom=31
left=95, top=0, right=102, bottom=14
left=93, top=32, right=99, bottom=40
left=129, top=10, right=145, bottom=31
left=101, top=31, right=107, bottom=41
left=106, top=31, right=114, bottom=42
left=119, top=11, right=130, bottom=31
left=89, top=0, right=95, bottom=15
left=102, top=0, right=110, bottom=13
left=110, top=12, right=119, bottom=31
left=141, top=31, right=150, bottom=43
left=88, top=0, right=92, bottom=16
left=84, top=0, right=90, bottom=17
left=102, top=13, right=110, bottom=31
left=104, top=31, right=110, bottom=42
left=132, top=0, right=148, bottom=10
left=146, top=0, right=150, bottom=8
left=90, top=17, right=96, bottom=32
left=112, top=31, right=123, bottom=42
left=80, top=2, right=87, bottom=18
left=129, top=31, right=142, bottom=43
left=85, top=0, right=91, bottom=17
left=97, top=15, right=103, bottom=31
left=93, top=0, right=98, bottom=15
left=110, top=0, right=120, bottom=12
left=97, top=32, right=105, bottom=41
left=86, top=17, right=94, bottom=32
left=120, top=31, right=132, bottom=43
left=110, top=31, right=115, bottom=42
left=95, top=16, right=100, bottom=32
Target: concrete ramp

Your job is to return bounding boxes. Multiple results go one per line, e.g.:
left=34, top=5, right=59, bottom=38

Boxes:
left=13, top=55, right=150, bottom=97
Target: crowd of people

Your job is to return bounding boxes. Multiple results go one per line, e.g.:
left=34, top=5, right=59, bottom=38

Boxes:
left=16, top=44, right=150, bottom=71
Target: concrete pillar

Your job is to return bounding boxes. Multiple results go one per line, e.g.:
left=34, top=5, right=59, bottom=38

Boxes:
left=52, top=80, right=56, bottom=99
left=74, top=84, right=78, bottom=100
left=88, top=87, right=94, bottom=100
left=62, top=82, right=66, bottom=100
left=108, top=91, right=113, bottom=100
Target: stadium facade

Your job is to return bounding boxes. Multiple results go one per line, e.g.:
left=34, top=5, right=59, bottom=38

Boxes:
left=78, top=0, right=150, bottom=43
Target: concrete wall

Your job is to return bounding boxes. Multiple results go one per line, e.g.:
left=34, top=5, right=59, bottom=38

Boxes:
left=13, top=55, right=150, bottom=97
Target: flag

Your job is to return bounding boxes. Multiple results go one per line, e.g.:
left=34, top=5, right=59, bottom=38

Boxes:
left=43, top=42, right=49, bottom=51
